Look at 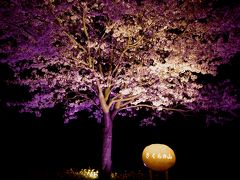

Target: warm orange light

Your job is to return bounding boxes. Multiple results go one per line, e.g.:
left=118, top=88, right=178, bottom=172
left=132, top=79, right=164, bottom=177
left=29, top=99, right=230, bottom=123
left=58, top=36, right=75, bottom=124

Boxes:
left=142, top=144, right=176, bottom=171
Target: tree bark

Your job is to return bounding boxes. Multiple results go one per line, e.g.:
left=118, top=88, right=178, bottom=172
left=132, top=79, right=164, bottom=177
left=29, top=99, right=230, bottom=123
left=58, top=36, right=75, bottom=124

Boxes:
left=99, top=112, right=113, bottom=180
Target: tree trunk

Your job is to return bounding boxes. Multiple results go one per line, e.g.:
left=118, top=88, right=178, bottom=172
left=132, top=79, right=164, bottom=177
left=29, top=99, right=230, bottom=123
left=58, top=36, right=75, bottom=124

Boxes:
left=99, top=112, right=113, bottom=180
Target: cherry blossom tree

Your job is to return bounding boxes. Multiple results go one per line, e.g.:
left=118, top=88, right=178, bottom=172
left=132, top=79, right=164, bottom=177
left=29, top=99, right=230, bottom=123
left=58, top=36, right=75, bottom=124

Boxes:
left=1, top=0, right=240, bottom=179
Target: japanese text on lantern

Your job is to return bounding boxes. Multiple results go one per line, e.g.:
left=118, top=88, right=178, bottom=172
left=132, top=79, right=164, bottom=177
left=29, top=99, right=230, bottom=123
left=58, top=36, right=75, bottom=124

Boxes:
left=145, top=152, right=173, bottom=159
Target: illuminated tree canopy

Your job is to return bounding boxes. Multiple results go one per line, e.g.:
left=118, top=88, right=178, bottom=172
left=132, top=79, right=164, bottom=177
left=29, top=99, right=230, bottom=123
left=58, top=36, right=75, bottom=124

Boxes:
left=1, top=0, right=240, bottom=178
left=1, top=0, right=240, bottom=124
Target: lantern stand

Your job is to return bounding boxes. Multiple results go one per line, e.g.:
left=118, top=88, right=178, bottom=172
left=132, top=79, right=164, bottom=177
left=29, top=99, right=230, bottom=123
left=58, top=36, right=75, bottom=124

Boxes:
left=148, top=169, right=168, bottom=180
left=164, top=170, right=169, bottom=180
left=149, top=169, right=152, bottom=180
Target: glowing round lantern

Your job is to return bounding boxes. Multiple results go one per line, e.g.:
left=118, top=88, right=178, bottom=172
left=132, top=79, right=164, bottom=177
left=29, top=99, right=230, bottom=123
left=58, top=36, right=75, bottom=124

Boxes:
left=142, top=144, right=176, bottom=171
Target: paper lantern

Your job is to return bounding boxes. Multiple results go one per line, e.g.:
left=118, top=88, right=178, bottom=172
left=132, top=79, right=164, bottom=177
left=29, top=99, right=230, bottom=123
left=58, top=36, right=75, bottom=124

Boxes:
left=142, top=144, right=176, bottom=171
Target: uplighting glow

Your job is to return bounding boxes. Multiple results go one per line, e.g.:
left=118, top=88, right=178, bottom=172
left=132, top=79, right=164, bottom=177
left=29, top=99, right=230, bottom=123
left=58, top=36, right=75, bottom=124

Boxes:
left=65, top=168, right=118, bottom=179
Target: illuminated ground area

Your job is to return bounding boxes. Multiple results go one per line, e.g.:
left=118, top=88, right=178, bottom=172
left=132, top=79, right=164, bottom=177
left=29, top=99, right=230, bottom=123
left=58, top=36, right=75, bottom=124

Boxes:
left=5, top=168, right=166, bottom=180
left=59, top=168, right=144, bottom=179
left=63, top=169, right=100, bottom=179
left=6, top=162, right=239, bottom=180
left=58, top=168, right=174, bottom=180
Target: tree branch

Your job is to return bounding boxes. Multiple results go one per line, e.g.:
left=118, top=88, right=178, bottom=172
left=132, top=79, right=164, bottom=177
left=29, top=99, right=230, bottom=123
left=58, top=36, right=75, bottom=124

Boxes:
left=112, top=36, right=143, bottom=77
left=110, top=109, right=119, bottom=121
left=108, top=94, right=141, bottom=109
left=96, top=79, right=109, bottom=113
left=63, top=31, right=87, bottom=53
left=82, top=8, right=89, bottom=41
left=120, top=104, right=189, bottom=112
